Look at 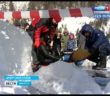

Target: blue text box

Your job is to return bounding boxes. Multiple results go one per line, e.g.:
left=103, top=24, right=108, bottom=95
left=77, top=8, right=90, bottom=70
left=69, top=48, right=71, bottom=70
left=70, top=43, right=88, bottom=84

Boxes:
left=4, top=76, right=40, bottom=81
left=17, top=81, right=32, bottom=86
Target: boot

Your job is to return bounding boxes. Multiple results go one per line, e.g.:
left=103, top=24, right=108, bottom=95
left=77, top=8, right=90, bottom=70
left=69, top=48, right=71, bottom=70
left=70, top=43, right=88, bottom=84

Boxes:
left=92, top=56, right=106, bottom=69
left=99, top=56, right=106, bottom=68
left=32, top=64, right=41, bottom=72
left=92, top=63, right=101, bottom=69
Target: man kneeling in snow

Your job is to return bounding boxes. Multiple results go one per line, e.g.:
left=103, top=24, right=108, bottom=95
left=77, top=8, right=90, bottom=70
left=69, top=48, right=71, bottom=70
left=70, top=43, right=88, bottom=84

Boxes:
left=78, top=24, right=110, bottom=69
left=27, top=18, right=60, bottom=72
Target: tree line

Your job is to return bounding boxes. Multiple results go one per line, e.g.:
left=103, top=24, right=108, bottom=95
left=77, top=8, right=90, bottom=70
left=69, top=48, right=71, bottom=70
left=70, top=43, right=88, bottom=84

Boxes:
left=0, top=1, right=109, bottom=11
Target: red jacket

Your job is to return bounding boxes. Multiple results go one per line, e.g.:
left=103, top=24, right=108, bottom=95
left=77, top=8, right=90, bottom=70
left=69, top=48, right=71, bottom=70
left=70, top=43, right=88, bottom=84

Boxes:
left=34, top=25, right=49, bottom=48
left=32, top=18, right=56, bottom=48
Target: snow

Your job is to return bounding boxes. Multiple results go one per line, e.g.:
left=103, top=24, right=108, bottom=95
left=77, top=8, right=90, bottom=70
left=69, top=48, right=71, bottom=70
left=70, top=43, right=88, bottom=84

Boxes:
left=0, top=17, right=110, bottom=94
left=32, top=61, right=102, bottom=94
left=0, top=20, right=32, bottom=94
left=104, top=81, right=110, bottom=94
left=0, top=86, right=30, bottom=94
left=107, top=56, right=110, bottom=68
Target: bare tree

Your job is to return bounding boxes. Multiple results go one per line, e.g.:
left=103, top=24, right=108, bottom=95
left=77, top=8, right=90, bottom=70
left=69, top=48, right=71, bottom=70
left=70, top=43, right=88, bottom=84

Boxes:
left=9, top=1, right=15, bottom=11
left=1, top=2, right=8, bottom=11
left=28, top=1, right=37, bottom=10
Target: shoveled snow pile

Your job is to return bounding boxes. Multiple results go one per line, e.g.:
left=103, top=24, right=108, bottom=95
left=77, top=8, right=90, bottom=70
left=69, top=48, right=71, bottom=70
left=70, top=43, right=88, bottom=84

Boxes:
left=32, top=61, right=107, bottom=94
left=0, top=20, right=32, bottom=94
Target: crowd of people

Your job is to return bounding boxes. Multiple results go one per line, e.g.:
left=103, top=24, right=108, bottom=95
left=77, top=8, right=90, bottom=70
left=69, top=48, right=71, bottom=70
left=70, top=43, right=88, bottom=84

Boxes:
left=9, top=17, right=110, bottom=72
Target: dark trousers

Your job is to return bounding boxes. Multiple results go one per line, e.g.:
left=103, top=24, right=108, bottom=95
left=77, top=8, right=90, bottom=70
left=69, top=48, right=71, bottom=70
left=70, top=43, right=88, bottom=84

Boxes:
left=32, top=45, right=58, bottom=65
left=53, top=44, right=61, bottom=57
left=32, top=45, right=40, bottom=64
left=87, top=49, right=106, bottom=68
left=87, top=49, right=100, bottom=64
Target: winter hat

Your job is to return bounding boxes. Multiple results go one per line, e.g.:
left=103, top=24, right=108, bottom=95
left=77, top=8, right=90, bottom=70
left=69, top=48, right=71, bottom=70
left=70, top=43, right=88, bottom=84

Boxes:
left=63, top=31, right=69, bottom=35
left=69, top=34, right=75, bottom=39
left=80, top=24, right=94, bottom=37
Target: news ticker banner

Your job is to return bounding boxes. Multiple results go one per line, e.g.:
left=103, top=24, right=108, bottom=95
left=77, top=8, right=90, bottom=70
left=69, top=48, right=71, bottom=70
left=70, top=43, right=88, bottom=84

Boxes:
left=0, top=5, right=110, bottom=20
left=4, top=75, right=40, bottom=87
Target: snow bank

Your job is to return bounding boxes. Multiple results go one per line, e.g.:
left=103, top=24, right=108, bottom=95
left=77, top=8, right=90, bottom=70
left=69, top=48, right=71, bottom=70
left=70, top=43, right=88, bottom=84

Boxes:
left=32, top=61, right=102, bottom=94
left=104, top=81, right=110, bottom=94
left=0, top=20, right=33, bottom=76
left=0, top=86, right=30, bottom=94
left=0, top=20, right=32, bottom=94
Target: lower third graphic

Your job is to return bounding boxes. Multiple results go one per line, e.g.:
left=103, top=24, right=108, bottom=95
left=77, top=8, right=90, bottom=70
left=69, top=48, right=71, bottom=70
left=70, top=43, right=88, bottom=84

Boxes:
left=4, top=75, right=40, bottom=87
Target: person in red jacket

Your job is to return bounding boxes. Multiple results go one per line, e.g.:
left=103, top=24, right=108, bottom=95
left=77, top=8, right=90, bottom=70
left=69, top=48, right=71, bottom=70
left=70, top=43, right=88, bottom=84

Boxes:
left=29, top=18, right=60, bottom=72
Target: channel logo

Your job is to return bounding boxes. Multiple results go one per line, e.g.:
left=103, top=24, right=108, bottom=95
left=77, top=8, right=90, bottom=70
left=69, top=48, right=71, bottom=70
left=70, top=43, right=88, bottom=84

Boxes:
left=93, top=5, right=110, bottom=11
left=92, top=6, right=106, bottom=11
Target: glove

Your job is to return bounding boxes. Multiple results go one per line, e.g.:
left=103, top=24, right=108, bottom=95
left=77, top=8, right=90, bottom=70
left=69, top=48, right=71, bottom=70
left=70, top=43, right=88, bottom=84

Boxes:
left=40, top=45, right=59, bottom=61
left=89, top=47, right=96, bottom=54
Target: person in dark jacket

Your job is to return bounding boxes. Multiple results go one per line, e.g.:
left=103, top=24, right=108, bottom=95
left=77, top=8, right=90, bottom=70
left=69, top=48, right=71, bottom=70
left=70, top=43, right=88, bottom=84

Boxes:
left=29, top=18, right=60, bottom=72
left=53, top=31, right=62, bottom=57
left=80, top=24, right=110, bottom=69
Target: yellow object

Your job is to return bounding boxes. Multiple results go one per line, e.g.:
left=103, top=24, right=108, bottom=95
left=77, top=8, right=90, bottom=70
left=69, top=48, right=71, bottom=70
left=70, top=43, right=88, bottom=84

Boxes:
left=71, top=48, right=91, bottom=62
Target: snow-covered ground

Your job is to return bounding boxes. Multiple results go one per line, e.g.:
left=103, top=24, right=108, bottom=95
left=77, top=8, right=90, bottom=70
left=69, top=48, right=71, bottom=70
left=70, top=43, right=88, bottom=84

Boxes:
left=32, top=61, right=103, bottom=94
left=0, top=20, right=32, bottom=94
left=0, top=17, right=110, bottom=94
